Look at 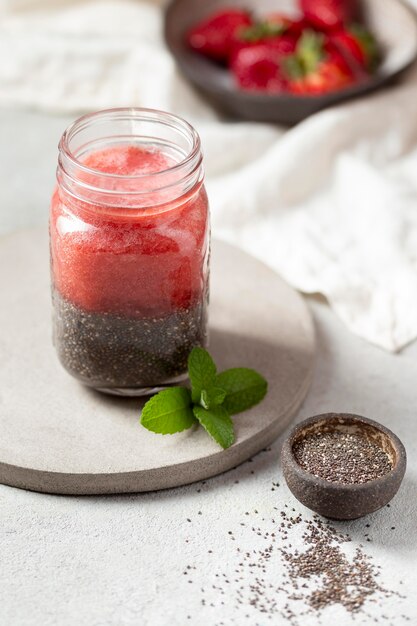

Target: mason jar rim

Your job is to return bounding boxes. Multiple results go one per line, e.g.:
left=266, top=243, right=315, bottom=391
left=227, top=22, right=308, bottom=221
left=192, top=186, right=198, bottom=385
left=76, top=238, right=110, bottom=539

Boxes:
left=59, top=107, right=202, bottom=181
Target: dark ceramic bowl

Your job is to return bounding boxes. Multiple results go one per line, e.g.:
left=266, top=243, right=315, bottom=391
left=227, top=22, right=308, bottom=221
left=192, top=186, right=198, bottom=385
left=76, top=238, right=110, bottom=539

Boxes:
left=281, top=413, right=406, bottom=520
left=165, top=0, right=417, bottom=124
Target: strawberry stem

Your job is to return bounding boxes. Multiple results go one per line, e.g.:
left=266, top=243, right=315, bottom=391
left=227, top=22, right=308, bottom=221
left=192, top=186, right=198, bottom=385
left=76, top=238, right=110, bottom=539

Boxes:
left=238, top=20, right=287, bottom=43
left=283, top=30, right=325, bottom=80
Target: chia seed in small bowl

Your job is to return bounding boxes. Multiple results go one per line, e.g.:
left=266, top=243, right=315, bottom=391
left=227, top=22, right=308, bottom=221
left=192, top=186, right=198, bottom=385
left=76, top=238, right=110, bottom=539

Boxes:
left=282, top=413, right=407, bottom=520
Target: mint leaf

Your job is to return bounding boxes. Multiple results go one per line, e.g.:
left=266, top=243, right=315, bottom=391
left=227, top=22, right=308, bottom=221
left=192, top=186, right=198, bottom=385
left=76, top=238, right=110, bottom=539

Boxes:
left=141, top=387, right=196, bottom=434
left=200, top=389, right=210, bottom=409
left=193, top=405, right=235, bottom=449
left=215, top=368, right=267, bottom=415
left=200, top=386, right=227, bottom=410
left=188, top=347, right=217, bottom=404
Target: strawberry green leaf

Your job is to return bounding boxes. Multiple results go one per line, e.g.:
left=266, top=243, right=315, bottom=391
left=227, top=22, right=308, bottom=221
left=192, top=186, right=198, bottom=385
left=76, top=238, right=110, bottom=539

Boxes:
left=141, top=387, right=196, bottom=435
left=297, top=30, right=325, bottom=74
left=193, top=405, right=235, bottom=449
left=349, top=23, right=379, bottom=71
left=215, top=368, right=268, bottom=415
left=188, top=347, right=217, bottom=404
left=239, top=21, right=286, bottom=43
left=282, top=30, right=324, bottom=80
left=283, top=54, right=305, bottom=80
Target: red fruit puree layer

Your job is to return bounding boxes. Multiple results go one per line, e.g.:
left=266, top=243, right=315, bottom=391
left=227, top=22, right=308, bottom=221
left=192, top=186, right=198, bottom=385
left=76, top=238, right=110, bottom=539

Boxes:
left=50, top=145, right=209, bottom=317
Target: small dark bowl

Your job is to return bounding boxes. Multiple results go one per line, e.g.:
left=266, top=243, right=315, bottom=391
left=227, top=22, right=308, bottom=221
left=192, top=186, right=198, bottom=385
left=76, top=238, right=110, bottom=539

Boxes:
left=165, top=0, right=417, bottom=124
left=281, top=413, right=406, bottom=520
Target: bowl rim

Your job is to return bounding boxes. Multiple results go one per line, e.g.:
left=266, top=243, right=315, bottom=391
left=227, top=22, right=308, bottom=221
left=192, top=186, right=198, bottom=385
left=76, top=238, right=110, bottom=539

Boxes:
left=282, top=412, right=407, bottom=492
left=165, top=0, right=417, bottom=106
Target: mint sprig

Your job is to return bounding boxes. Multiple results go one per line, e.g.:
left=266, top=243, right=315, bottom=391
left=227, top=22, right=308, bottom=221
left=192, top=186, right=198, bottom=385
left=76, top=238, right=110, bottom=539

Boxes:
left=139, top=347, right=268, bottom=449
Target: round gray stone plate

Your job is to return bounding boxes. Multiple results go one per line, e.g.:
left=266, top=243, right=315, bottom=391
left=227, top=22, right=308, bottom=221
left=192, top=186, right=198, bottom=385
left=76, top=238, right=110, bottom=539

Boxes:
left=0, top=229, right=315, bottom=495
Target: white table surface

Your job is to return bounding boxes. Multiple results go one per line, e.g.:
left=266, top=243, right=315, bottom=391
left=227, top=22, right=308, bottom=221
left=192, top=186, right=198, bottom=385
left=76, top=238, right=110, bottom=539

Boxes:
left=0, top=109, right=416, bottom=626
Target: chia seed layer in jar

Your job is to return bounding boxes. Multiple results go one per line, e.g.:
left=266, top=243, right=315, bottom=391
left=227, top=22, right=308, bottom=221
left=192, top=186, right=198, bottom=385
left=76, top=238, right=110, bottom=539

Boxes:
left=52, top=290, right=208, bottom=391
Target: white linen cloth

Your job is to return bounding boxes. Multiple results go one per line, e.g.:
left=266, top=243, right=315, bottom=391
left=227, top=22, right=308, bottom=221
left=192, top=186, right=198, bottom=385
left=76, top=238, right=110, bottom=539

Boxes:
left=2, top=0, right=417, bottom=351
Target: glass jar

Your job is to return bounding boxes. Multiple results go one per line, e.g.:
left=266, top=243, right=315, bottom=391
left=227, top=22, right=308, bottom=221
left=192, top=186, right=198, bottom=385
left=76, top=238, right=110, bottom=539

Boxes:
left=50, top=108, right=210, bottom=396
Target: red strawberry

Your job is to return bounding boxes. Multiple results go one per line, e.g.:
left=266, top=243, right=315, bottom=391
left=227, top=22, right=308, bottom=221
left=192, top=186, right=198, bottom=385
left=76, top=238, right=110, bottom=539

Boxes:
left=269, top=34, right=298, bottom=55
left=300, top=0, right=356, bottom=32
left=289, top=59, right=353, bottom=94
left=284, top=31, right=355, bottom=94
left=330, top=24, right=379, bottom=71
left=187, top=9, right=252, bottom=63
left=231, top=43, right=288, bottom=93
left=231, top=19, right=298, bottom=59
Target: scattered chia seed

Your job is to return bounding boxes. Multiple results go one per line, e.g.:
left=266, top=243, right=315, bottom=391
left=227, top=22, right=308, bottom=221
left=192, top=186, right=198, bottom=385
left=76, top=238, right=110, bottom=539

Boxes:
left=198, top=503, right=402, bottom=625
left=52, top=289, right=207, bottom=391
left=293, top=431, right=393, bottom=484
